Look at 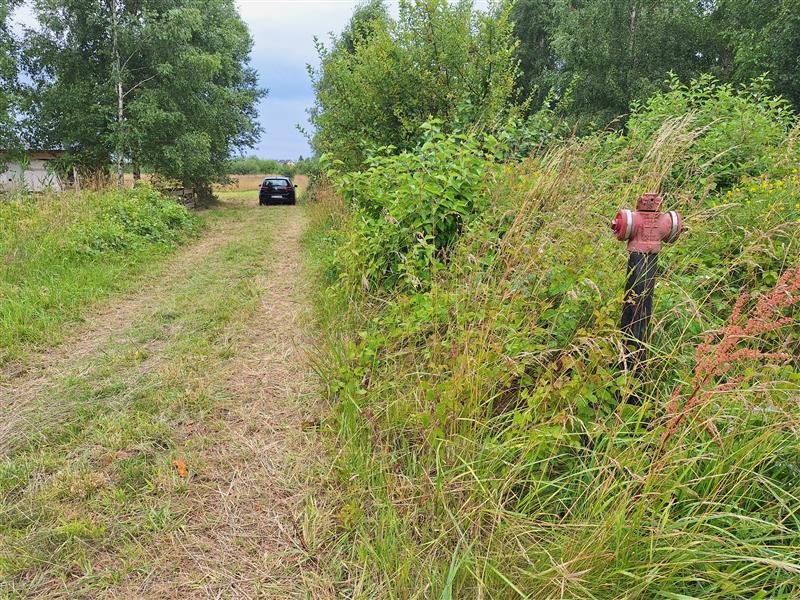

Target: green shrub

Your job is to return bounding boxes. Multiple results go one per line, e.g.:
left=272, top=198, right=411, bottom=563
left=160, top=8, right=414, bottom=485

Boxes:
left=73, top=186, right=197, bottom=255
left=624, top=74, right=796, bottom=191
left=327, top=121, right=502, bottom=292
left=309, top=0, right=519, bottom=170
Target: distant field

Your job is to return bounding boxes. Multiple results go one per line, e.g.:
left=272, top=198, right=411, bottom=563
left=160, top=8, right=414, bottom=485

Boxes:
left=122, top=174, right=307, bottom=194
left=215, top=174, right=266, bottom=192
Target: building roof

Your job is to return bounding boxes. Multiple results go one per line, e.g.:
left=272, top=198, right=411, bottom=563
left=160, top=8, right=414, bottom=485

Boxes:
left=0, top=150, right=66, bottom=160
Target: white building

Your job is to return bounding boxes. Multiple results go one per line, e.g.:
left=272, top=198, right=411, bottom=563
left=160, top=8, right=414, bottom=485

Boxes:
left=0, top=151, right=65, bottom=192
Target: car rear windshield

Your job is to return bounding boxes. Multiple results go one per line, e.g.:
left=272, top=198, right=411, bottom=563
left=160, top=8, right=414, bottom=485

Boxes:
left=263, top=178, right=290, bottom=186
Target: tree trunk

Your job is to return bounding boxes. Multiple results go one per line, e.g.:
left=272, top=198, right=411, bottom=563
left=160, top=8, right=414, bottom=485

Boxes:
left=110, top=0, right=125, bottom=189
left=132, top=161, right=141, bottom=186
left=627, top=2, right=637, bottom=102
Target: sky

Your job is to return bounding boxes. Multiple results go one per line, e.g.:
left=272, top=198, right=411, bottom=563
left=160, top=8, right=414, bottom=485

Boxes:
left=234, top=0, right=357, bottom=160
left=238, top=0, right=488, bottom=159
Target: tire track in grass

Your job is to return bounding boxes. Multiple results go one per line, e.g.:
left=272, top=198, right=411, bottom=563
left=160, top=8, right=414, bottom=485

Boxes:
left=0, top=201, right=256, bottom=456
left=128, top=207, right=330, bottom=599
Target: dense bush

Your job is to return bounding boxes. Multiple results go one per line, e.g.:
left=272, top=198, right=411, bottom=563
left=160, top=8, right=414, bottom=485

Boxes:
left=73, top=186, right=197, bottom=254
left=309, top=78, right=800, bottom=597
left=0, top=187, right=199, bottom=361
left=325, top=121, right=503, bottom=291
left=623, top=75, right=796, bottom=190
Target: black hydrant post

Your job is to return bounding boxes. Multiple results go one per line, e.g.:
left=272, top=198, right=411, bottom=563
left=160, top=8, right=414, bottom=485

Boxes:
left=620, top=253, right=658, bottom=374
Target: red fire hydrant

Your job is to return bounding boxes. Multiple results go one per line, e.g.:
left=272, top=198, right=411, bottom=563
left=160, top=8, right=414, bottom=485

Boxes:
left=611, top=193, right=682, bottom=253
left=610, top=193, right=683, bottom=375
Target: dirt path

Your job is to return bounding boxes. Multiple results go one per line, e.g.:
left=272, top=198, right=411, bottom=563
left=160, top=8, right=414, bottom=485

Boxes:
left=134, top=208, right=326, bottom=599
left=0, top=200, right=329, bottom=598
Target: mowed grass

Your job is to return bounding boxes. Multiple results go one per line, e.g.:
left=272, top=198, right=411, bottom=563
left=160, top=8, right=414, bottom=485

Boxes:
left=0, top=189, right=199, bottom=366
left=0, top=201, right=286, bottom=596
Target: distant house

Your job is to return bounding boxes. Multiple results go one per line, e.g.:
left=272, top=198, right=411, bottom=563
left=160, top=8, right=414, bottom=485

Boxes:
left=0, top=151, right=65, bottom=193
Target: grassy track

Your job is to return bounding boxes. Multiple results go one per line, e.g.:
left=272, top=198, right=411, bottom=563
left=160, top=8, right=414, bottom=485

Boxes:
left=0, top=189, right=199, bottom=366
left=0, top=197, right=326, bottom=598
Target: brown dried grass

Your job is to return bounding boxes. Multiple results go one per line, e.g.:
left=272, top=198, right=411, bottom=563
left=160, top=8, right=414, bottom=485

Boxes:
left=215, top=174, right=270, bottom=192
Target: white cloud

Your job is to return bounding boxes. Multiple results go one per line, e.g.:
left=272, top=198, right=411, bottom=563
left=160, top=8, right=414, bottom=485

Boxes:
left=10, top=2, right=37, bottom=31
left=237, top=0, right=355, bottom=65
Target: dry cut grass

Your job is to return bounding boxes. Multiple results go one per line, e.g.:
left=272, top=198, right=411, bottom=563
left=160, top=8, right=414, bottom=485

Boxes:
left=214, top=174, right=269, bottom=192
left=216, top=173, right=310, bottom=193
left=0, top=200, right=329, bottom=597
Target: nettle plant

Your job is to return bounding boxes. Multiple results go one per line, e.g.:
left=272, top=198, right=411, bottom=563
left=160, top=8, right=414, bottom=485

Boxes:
left=325, top=121, right=503, bottom=292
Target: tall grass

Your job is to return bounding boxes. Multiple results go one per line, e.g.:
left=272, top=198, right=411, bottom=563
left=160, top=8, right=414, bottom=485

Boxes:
left=305, top=79, right=800, bottom=598
left=0, top=187, right=198, bottom=364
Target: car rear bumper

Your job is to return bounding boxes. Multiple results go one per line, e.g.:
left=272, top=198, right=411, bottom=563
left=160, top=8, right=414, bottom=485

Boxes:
left=259, top=192, right=296, bottom=204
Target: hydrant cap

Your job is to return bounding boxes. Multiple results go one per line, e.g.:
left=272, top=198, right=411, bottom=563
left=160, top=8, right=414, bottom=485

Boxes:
left=664, top=210, right=682, bottom=243
left=611, top=209, right=634, bottom=241
left=636, top=193, right=662, bottom=212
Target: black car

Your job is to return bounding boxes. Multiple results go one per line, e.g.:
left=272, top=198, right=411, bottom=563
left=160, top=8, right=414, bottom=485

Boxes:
left=259, top=176, right=297, bottom=205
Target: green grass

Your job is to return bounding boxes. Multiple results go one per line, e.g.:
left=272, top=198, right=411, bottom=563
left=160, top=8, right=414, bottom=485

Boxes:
left=0, top=201, right=283, bottom=596
left=0, top=188, right=199, bottom=365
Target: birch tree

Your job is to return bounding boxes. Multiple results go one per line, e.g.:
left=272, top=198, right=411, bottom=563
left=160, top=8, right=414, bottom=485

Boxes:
left=23, top=0, right=263, bottom=190
left=0, top=0, right=20, bottom=150
left=549, top=0, right=719, bottom=128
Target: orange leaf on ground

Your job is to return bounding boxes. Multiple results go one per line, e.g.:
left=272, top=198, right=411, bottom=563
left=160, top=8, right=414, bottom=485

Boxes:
left=173, top=458, right=189, bottom=478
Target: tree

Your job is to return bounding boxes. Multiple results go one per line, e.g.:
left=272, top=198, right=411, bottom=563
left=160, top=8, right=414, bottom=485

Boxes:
left=123, top=0, right=264, bottom=193
left=23, top=0, right=263, bottom=191
left=510, top=0, right=556, bottom=109
left=339, top=0, right=389, bottom=54
left=714, top=0, right=800, bottom=110
left=309, top=0, right=519, bottom=170
left=109, top=0, right=124, bottom=186
left=549, top=0, right=719, bottom=128
left=1, top=0, right=21, bottom=150
left=24, top=0, right=118, bottom=176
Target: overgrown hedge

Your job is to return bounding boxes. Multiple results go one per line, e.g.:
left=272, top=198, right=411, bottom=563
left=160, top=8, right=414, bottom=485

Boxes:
left=309, top=78, right=800, bottom=598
